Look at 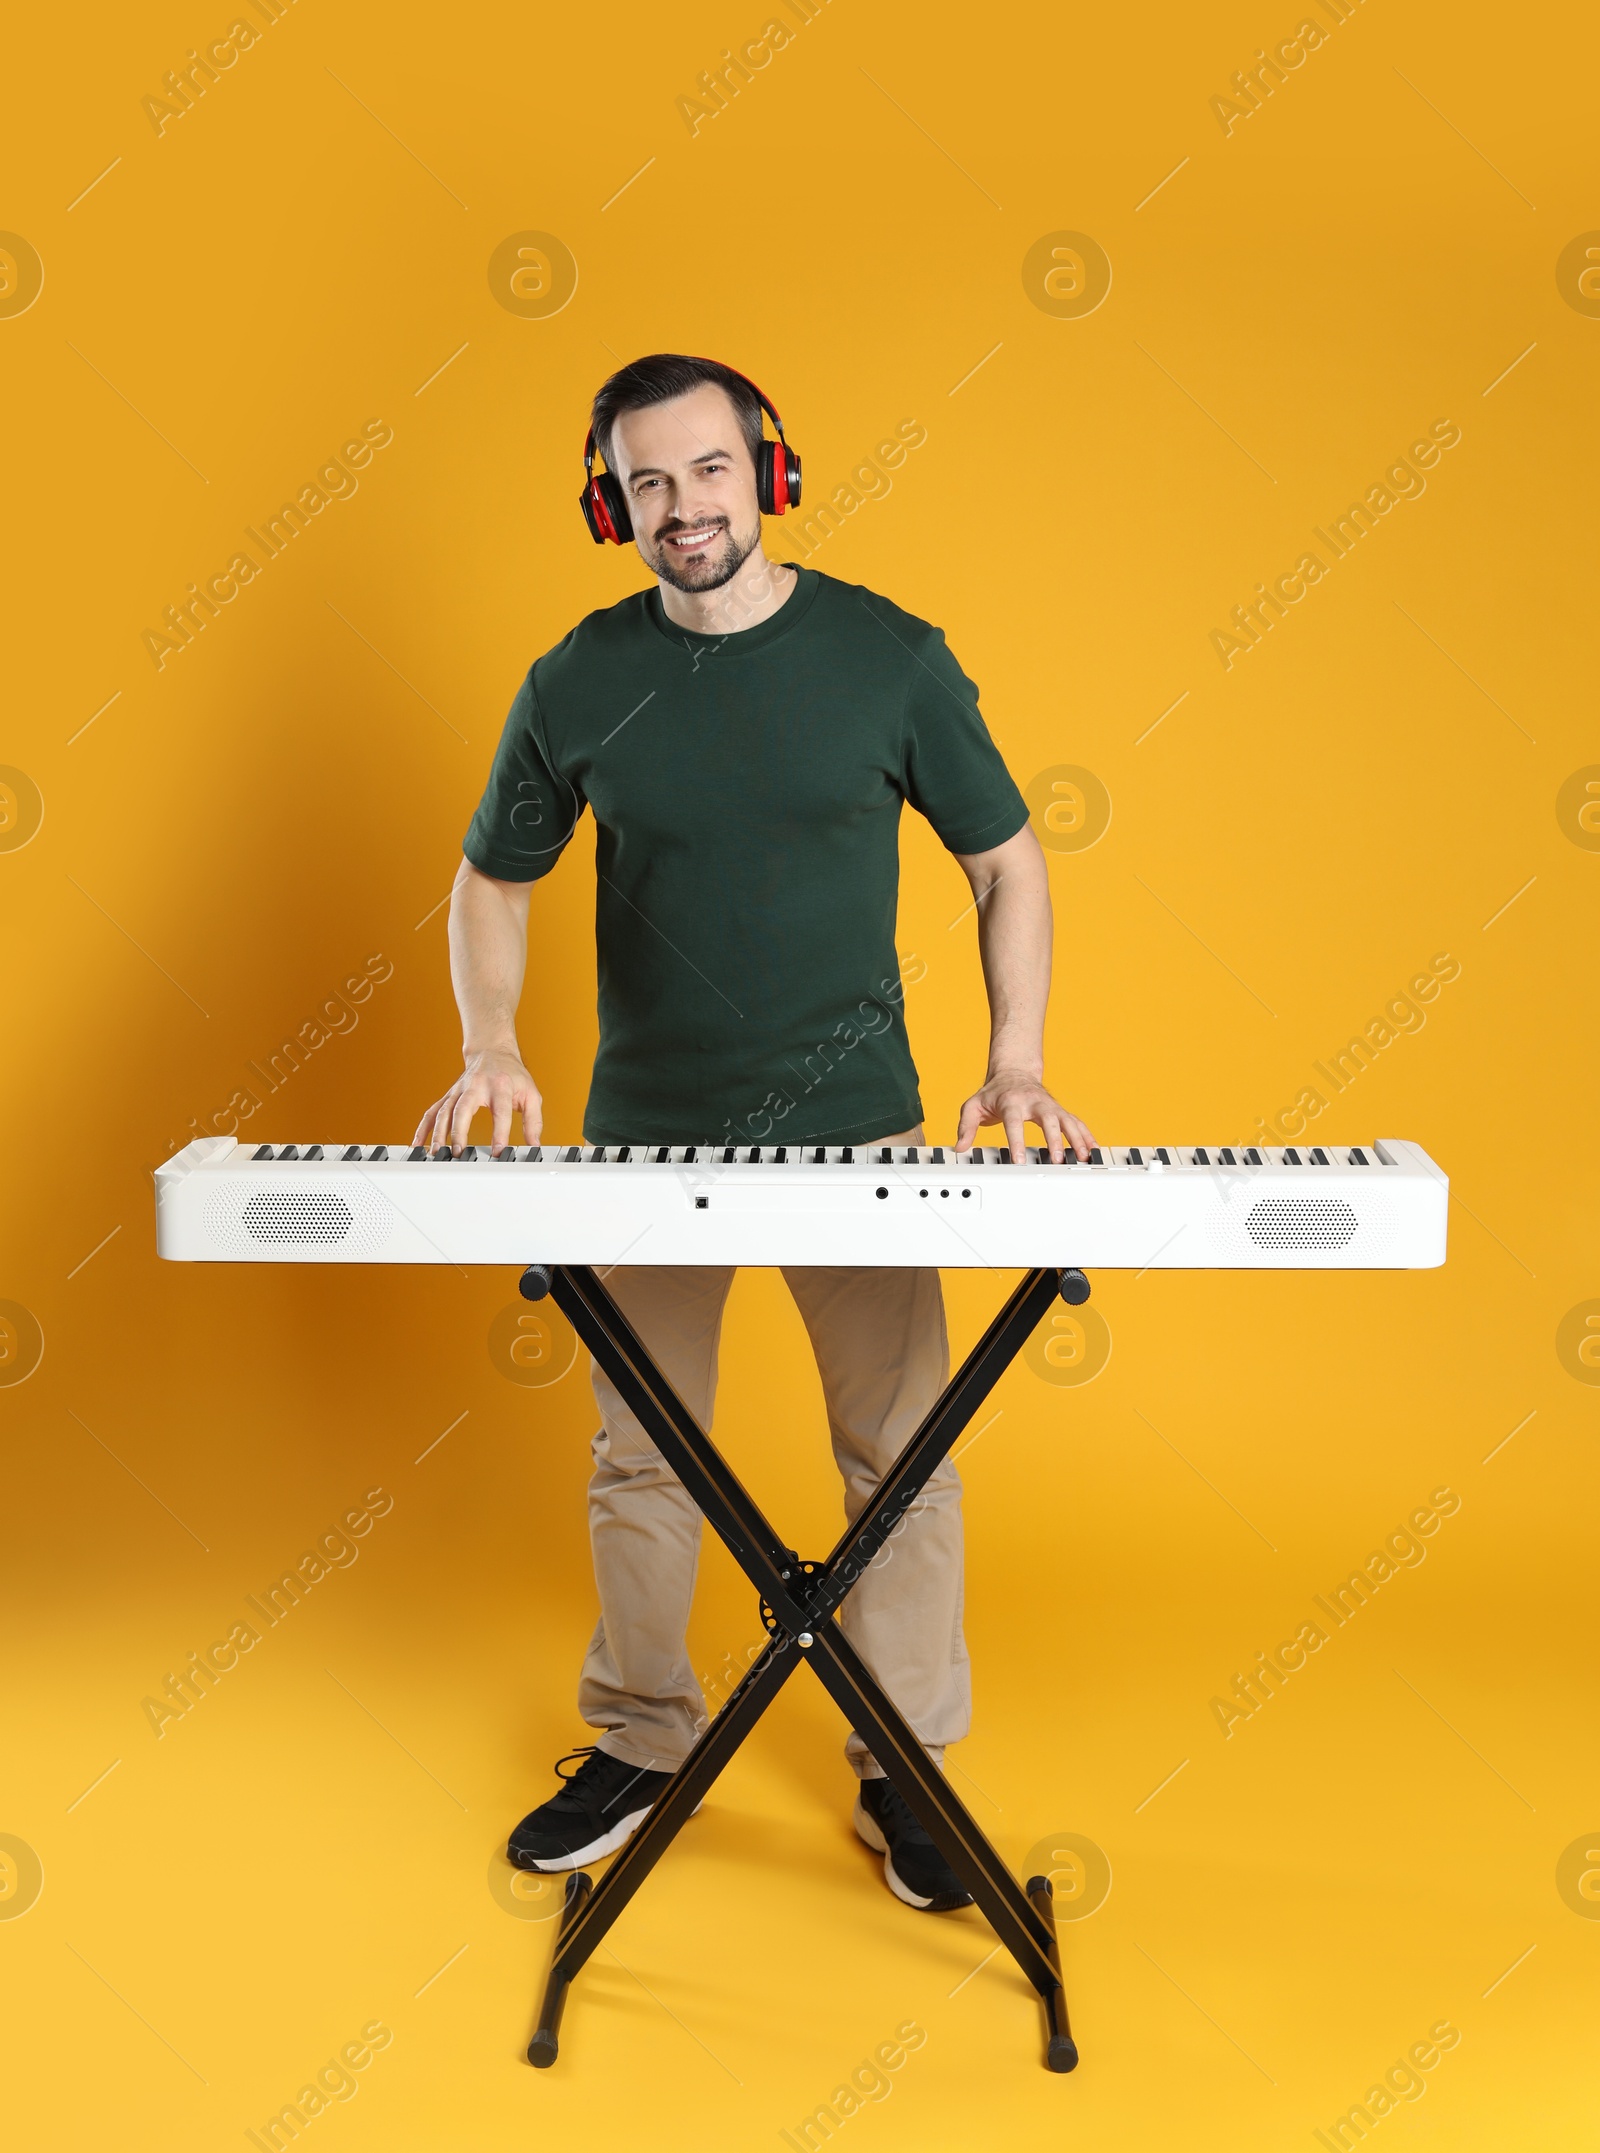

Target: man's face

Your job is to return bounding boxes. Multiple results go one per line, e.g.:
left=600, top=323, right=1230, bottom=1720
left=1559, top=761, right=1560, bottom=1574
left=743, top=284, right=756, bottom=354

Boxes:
left=609, top=383, right=762, bottom=594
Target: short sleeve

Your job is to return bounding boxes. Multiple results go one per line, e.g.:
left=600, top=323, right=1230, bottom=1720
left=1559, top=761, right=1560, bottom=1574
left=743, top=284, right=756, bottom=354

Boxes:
left=462, top=668, right=586, bottom=881
left=901, top=628, right=1029, bottom=855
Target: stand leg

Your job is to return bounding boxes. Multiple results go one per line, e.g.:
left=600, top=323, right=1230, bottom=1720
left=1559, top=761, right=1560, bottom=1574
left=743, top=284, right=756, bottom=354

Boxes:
left=528, top=1871, right=592, bottom=2067
left=1026, top=1874, right=1078, bottom=2073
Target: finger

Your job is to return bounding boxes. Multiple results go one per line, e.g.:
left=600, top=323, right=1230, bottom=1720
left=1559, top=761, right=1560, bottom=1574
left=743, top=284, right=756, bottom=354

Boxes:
left=1040, top=1104, right=1066, bottom=1165
left=1002, top=1103, right=1027, bottom=1164
left=490, top=1084, right=513, bottom=1158
left=448, top=1083, right=484, bottom=1155
left=519, top=1081, right=543, bottom=1148
left=413, top=1097, right=442, bottom=1149
left=954, top=1093, right=985, bottom=1154
left=1065, top=1114, right=1092, bottom=1163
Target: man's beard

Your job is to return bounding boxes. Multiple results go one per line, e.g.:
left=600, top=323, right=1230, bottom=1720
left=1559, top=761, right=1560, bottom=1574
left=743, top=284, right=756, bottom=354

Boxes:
left=645, top=517, right=760, bottom=594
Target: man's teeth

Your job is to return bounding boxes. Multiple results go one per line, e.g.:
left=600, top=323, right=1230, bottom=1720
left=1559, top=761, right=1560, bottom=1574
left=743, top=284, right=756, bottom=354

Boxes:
left=667, top=528, right=719, bottom=548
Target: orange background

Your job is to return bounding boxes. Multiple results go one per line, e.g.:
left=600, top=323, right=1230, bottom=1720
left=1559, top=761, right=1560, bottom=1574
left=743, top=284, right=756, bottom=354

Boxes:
left=2, top=1, right=1597, bottom=2146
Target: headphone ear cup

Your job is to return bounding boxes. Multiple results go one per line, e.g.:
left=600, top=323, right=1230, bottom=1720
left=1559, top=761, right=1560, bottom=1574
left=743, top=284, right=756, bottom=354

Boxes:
left=781, top=446, right=801, bottom=511
left=595, top=471, right=632, bottom=543
left=755, top=441, right=778, bottom=517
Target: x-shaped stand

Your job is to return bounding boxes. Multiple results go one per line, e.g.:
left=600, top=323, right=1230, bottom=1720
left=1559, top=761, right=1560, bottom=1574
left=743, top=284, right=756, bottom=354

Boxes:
left=517, top=1260, right=1086, bottom=2074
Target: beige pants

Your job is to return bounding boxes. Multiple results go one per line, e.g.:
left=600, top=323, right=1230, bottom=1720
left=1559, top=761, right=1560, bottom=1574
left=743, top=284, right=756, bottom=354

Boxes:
left=578, top=1265, right=969, bottom=1781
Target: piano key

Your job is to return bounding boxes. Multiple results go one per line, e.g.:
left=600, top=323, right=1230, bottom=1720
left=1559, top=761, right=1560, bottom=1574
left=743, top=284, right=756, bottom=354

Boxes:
left=431, top=1146, right=451, bottom=1161
left=1283, top=1148, right=1301, bottom=1165
left=1191, top=1147, right=1208, bottom=1165
left=407, top=1147, right=426, bottom=1160
left=1087, top=1148, right=1103, bottom=1166
left=1127, top=1146, right=1143, bottom=1166
left=280, top=1145, right=300, bottom=1160
left=1218, top=1148, right=1236, bottom=1165
left=774, top=1146, right=788, bottom=1162
left=253, top=1143, right=274, bottom=1160
left=903, top=1147, right=918, bottom=1165
left=722, top=1146, right=737, bottom=1164
left=592, top=1147, right=608, bottom=1162
left=1244, top=1147, right=1262, bottom=1165
left=1349, top=1147, right=1368, bottom=1165
left=370, top=1145, right=388, bottom=1160
left=813, top=1147, right=825, bottom=1164
left=1155, top=1147, right=1171, bottom=1164
left=841, top=1147, right=853, bottom=1163
left=932, top=1147, right=945, bottom=1164
left=684, top=1146, right=697, bottom=1163
left=615, top=1145, right=631, bottom=1163
left=341, top=1145, right=361, bottom=1161
left=459, top=1146, right=477, bottom=1161
left=1310, top=1147, right=1328, bottom=1165
left=655, top=1145, right=670, bottom=1163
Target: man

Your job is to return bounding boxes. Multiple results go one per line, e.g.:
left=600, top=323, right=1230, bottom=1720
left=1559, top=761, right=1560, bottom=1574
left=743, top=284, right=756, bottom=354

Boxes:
left=415, top=355, right=1094, bottom=1912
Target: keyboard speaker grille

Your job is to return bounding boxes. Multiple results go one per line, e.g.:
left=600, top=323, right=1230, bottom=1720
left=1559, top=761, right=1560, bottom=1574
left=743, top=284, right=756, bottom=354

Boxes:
left=204, top=1184, right=393, bottom=1254
left=242, top=1192, right=352, bottom=1243
left=1245, top=1197, right=1359, bottom=1250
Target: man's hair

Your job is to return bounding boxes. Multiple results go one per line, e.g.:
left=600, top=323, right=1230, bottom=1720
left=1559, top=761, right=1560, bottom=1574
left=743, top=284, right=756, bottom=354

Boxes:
left=590, top=354, right=765, bottom=476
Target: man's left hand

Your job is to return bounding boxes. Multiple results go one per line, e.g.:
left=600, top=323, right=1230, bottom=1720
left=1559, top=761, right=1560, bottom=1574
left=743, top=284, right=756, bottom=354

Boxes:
left=954, top=1073, right=1095, bottom=1163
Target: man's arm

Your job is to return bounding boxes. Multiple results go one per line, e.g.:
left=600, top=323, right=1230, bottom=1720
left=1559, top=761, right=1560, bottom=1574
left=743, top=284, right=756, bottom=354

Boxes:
left=950, top=822, right=1095, bottom=1164
left=413, top=856, right=544, bottom=1155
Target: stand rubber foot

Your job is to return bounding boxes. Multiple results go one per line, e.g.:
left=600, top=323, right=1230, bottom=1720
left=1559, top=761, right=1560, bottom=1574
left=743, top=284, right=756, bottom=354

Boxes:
left=520, top=1265, right=553, bottom=1302
left=1058, top=1269, right=1090, bottom=1305
left=1047, top=2033, right=1080, bottom=2073
left=527, top=2030, right=559, bottom=2068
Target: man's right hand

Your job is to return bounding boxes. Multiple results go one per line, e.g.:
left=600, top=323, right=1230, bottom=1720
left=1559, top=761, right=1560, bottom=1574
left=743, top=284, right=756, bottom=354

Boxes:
left=413, top=1048, right=543, bottom=1156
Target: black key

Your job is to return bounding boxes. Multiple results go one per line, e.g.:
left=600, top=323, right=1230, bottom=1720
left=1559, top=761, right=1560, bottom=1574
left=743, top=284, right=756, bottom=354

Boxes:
left=615, top=1145, right=631, bottom=1163
left=1192, top=1147, right=1209, bottom=1165
left=1128, top=1147, right=1143, bottom=1165
left=996, top=1149, right=1012, bottom=1164
left=592, top=1147, right=607, bottom=1162
left=748, top=1146, right=762, bottom=1164
left=812, top=1146, right=825, bottom=1164
left=1244, top=1147, right=1262, bottom=1165
left=341, top=1145, right=361, bottom=1161
left=407, top=1146, right=426, bottom=1161
left=370, top=1145, right=388, bottom=1160
left=1087, top=1148, right=1103, bottom=1166
left=683, top=1146, right=697, bottom=1163
left=529, top=1146, right=543, bottom=1161
left=880, top=1147, right=892, bottom=1165
left=491, top=1146, right=516, bottom=1161
left=775, top=1145, right=787, bottom=1162
left=1349, top=1148, right=1368, bottom=1165
left=1155, top=1147, right=1171, bottom=1164
left=1310, top=1147, right=1328, bottom=1165
left=280, top=1145, right=300, bottom=1160
left=722, top=1146, right=736, bottom=1164
left=253, top=1143, right=273, bottom=1160
left=841, top=1146, right=853, bottom=1163
left=1284, top=1148, right=1301, bottom=1165
left=431, top=1146, right=452, bottom=1161
left=904, top=1147, right=918, bottom=1165
left=655, top=1145, right=669, bottom=1162
left=304, top=1144, right=324, bottom=1160
left=1219, top=1148, right=1236, bottom=1165
left=563, top=1145, right=580, bottom=1162
left=932, top=1147, right=945, bottom=1164
left=459, top=1146, right=477, bottom=1161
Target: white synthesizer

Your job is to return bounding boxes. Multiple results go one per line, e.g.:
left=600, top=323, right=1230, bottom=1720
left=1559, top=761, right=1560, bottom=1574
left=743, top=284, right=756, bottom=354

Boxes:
left=154, top=1136, right=1447, bottom=1270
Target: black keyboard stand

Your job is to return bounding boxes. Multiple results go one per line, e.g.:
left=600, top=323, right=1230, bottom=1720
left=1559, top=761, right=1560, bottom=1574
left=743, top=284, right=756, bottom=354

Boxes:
left=516, top=1259, right=1088, bottom=2075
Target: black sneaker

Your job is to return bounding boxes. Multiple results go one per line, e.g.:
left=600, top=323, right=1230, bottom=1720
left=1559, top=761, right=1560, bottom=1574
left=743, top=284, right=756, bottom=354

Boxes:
left=854, top=1776, right=974, bottom=1911
left=508, top=1747, right=677, bottom=1872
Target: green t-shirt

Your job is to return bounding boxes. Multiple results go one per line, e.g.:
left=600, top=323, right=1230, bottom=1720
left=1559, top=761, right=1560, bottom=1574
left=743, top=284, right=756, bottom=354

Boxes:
left=462, top=564, right=1028, bottom=1145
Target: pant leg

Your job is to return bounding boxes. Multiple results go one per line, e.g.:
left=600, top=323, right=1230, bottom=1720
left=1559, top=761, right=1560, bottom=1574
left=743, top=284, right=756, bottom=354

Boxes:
left=576, top=1264, right=736, bottom=1772
left=780, top=1266, right=967, bottom=1779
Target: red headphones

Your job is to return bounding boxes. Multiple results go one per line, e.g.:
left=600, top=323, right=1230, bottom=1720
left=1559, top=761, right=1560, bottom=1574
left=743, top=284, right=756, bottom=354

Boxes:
left=579, top=361, right=802, bottom=545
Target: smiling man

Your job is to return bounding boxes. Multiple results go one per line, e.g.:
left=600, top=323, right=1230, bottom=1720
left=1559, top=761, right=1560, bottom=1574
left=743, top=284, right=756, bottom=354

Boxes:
left=415, top=354, right=1093, bottom=1912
